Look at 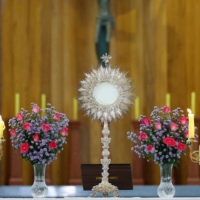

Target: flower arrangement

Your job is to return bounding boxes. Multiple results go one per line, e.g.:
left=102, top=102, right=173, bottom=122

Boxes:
left=8, top=103, right=69, bottom=165
left=127, top=106, right=196, bottom=166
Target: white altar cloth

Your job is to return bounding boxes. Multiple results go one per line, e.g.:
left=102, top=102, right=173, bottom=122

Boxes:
left=0, top=185, right=200, bottom=198
left=1, top=198, right=200, bottom=200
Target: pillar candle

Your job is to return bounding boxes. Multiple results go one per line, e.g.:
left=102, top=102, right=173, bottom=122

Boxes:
left=134, top=98, right=139, bottom=119
left=187, top=109, right=194, bottom=139
left=191, top=92, right=196, bottom=115
left=0, top=116, right=5, bottom=138
left=166, top=93, right=171, bottom=107
left=15, top=93, right=20, bottom=116
left=41, top=94, right=46, bottom=110
left=41, top=94, right=46, bottom=116
left=73, top=98, right=78, bottom=120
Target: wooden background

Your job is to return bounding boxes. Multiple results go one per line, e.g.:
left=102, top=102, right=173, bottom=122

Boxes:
left=0, top=0, right=200, bottom=185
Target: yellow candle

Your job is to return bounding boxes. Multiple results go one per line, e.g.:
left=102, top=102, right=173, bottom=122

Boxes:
left=41, top=94, right=46, bottom=116
left=134, top=98, right=139, bottom=119
left=41, top=94, right=46, bottom=110
left=15, top=93, right=20, bottom=116
left=0, top=116, right=5, bottom=138
left=166, top=93, right=171, bottom=107
left=191, top=92, right=196, bottom=115
left=187, top=109, right=194, bottom=139
left=73, top=98, right=78, bottom=120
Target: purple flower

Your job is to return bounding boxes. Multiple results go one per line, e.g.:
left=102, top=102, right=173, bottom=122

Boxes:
left=127, top=106, right=197, bottom=167
left=8, top=103, right=69, bottom=165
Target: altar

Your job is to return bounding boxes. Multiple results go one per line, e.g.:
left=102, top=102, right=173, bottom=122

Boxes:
left=0, top=185, right=200, bottom=199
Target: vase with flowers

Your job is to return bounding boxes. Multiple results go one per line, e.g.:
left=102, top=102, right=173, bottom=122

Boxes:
left=8, top=103, right=69, bottom=198
left=127, top=106, right=197, bottom=198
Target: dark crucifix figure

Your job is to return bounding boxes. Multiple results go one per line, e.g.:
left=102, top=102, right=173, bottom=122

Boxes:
left=95, top=0, right=115, bottom=66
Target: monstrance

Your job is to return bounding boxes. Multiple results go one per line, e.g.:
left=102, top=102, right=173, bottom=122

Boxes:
left=78, top=54, right=135, bottom=197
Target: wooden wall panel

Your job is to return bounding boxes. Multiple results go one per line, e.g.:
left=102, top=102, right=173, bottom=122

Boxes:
left=74, top=0, right=101, bottom=165
left=40, top=0, right=51, bottom=99
left=154, top=1, right=167, bottom=107
left=22, top=0, right=42, bottom=185
left=40, top=0, right=52, bottom=184
left=50, top=0, right=64, bottom=185
left=142, top=0, right=156, bottom=116
left=109, top=0, right=133, bottom=164
left=63, top=0, right=76, bottom=119
left=1, top=0, right=13, bottom=185
left=29, top=0, right=42, bottom=103
left=1, top=0, right=200, bottom=185
left=130, top=0, right=144, bottom=121
left=62, top=0, right=76, bottom=185
left=167, top=0, right=188, bottom=184
left=135, top=0, right=167, bottom=185
left=193, top=2, right=200, bottom=116
left=12, top=0, right=31, bottom=185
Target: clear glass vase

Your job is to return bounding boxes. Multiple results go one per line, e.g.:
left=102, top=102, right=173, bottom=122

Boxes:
left=31, top=164, right=48, bottom=198
left=157, top=163, right=175, bottom=198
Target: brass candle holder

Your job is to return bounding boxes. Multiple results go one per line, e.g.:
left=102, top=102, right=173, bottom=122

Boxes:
left=0, top=117, right=6, bottom=160
left=187, top=139, right=200, bottom=164
left=0, top=136, right=5, bottom=160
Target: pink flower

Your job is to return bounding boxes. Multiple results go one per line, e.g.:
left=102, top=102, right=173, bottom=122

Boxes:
left=185, top=130, right=189, bottom=138
left=49, top=140, right=57, bottom=149
left=33, top=134, right=39, bottom=142
left=10, top=129, right=16, bottom=136
left=163, top=106, right=170, bottom=114
left=32, top=105, right=40, bottom=113
left=154, top=122, right=162, bottom=130
left=163, top=137, right=176, bottom=146
left=20, top=143, right=29, bottom=153
left=54, top=113, right=61, bottom=121
left=147, top=145, right=154, bottom=152
left=179, top=116, right=187, bottom=125
left=177, top=142, right=186, bottom=150
left=16, top=112, right=23, bottom=120
left=61, top=127, right=68, bottom=136
left=170, top=122, right=178, bottom=131
left=141, top=118, right=151, bottom=126
left=139, top=132, right=148, bottom=140
left=41, top=124, right=51, bottom=132
left=22, top=122, right=31, bottom=131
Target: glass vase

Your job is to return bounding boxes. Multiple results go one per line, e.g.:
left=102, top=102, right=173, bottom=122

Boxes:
left=31, top=164, right=48, bottom=198
left=157, top=163, right=175, bottom=198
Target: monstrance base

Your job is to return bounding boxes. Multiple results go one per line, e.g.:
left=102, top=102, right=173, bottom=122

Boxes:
left=91, top=181, right=119, bottom=197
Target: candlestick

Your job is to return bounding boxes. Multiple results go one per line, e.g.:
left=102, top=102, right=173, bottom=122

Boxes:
left=166, top=93, right=171, bottom=107
left=187, top=109, right=194, bottom=139
left=0, top=116, right=5, bottom=138
left=15, top=93, right=20, bottom=116
left=73, top=98, right=78, bottom=120
left=191, top=92, right=196, bottom=115
left=134, top=98, right=139, bottom=119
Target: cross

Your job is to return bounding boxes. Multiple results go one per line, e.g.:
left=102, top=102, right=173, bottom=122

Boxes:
left=95, top=0, right=115, bottom=67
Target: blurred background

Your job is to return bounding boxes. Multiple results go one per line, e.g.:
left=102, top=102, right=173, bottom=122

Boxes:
left=0, top=0, right=200, bottom=186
